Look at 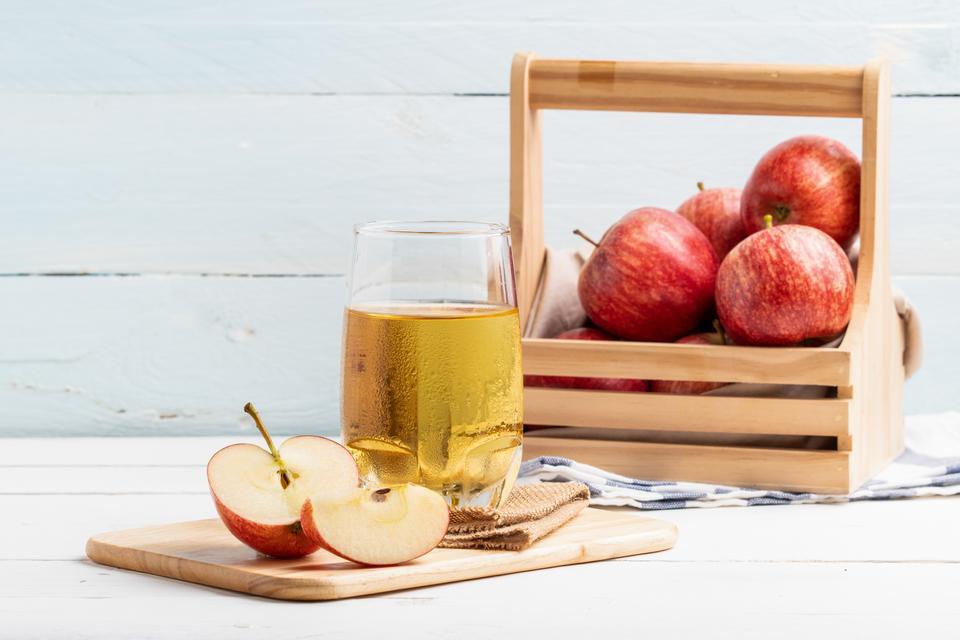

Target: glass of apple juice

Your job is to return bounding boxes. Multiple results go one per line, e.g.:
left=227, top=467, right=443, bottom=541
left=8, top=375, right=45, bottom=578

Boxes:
left=341, top=221, right=523, bottom=509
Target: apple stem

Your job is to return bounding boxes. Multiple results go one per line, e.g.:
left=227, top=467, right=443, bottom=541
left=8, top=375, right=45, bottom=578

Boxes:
left=771, top=204, right=793, bottom=222
left=712, top=319, right=728, bottom=346
left=244, top=402, right=293, bottom=489
left=697, top=181, right=705, bottom=191
left=763, top=214, right=774, bottom=229
left=573, top=229, right=599, bottom=247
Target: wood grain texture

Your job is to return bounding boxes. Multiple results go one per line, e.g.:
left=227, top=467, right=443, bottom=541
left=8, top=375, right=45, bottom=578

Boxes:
left=8, top=487, right=960, bottom=562
left=1, top=274, right=953, bottom=437
left=523, top=435, right=850, bottom=493
left=7, top=0, right=959, bottom=24
left=0, top=436, right=262, bottom=466
left=0, top=2, right=957, bottom=94
left=1, top=95, right=956, bottom=275
left=0, top=465, right=206, bottom=495
left=845, top=60, right=905, bottom=488
left=523, top=338, right=851, bottom=385
left=85, top=509, right=678, bottom=600
left=6, top=430, right=960, bottom=562
left=2, top=1, right=957, bottom=440
left=510, top=53, right=544, bottom=329
left=0, top=276, right=347, bottom=436
left=525, top=388, right=850, bottom=437
left=529, top=59, right=864, bottom=116
left=10, top=560, right=960, bottom=639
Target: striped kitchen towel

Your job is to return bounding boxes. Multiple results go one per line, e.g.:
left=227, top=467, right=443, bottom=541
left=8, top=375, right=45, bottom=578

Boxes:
left=517, top=413, right=960, bottom=509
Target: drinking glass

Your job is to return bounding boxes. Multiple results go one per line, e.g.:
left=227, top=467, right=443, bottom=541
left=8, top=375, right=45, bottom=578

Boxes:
left=341, top=221, right=523, bottom=508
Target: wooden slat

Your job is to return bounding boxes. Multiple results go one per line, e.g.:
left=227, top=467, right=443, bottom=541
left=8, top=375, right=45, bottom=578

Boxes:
left=524, top=388, right=851, bottom=437
left=0, top=437, right=254, bottom=467
left=3, top=95, right=960, bottom=277
left=8, top=488, right=960, bottom=563
left=10, top=560, right=960, bottom=638
left=1, top=274, right=950, bottom=438
left=528, top=59, right=864, bottom=117
left=523, top=436, right=851, bottom=494
left=2, top=5, right=959, bottom=95
left=522, top=338, right=852, bottom=386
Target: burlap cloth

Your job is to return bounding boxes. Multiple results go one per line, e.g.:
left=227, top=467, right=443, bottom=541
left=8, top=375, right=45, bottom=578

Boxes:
left=524, top=245, right=923, bottom=449
left=440, top=482, right=590, bottom=551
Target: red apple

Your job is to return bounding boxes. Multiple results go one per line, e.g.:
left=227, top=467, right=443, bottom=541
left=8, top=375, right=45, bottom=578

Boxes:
left=207, top=403, right=361, bottom=558
left=677, top=183, right=745, bottom=260
left=716, top=221, right=855, bottom=346
left=651, top=332, right=728, bottom=394
left=577, top=208, right=719, bottom=342
left=741, top=135, right=860, bottom=248
left=301, top=483, right=450, bottom=566
left=524, top=327, right=648, bottom=392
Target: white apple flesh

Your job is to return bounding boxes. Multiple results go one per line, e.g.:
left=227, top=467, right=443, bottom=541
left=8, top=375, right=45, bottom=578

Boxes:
left=301, top=483, right=450, bottom=566
left=207, top=405, right=360, bottom=558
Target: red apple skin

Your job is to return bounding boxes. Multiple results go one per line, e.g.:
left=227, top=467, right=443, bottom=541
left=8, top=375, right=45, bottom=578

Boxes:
left=210, top=486, right=320, bottom=559
left=524, top=328, right=648, bottom=392
left=677, top=186, right=745, bottom=260
left=716, top=224, right=855, bottom=346
left=206, top=435, right=361, bottom=559
left=651, top=333, right=728, bottom=394
left=741, top=136, right=860, bottom=248
left=300, top=498, right=351, bottom=562
left=300, top=497, right=449, bottom=567
left=578, top=208, right=719, bottom=342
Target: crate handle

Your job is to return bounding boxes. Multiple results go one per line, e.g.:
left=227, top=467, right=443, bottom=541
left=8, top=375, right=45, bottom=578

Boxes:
left=509, top=53, right=889, bottom=353
left=526, top=58, right=865, bottom=118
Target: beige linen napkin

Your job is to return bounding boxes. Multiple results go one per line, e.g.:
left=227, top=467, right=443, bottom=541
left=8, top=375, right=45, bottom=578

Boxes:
left=440, top=482, right=590, bottom=551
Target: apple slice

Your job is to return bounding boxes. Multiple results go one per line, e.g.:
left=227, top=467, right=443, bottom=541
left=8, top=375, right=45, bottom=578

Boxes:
left=301, top=483, right=450, bottom=566
left=207, top=403, right=360, bottom=558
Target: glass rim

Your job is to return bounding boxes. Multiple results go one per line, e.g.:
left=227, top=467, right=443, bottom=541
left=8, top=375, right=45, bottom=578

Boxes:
left=354, top=220, right=510, bottom=237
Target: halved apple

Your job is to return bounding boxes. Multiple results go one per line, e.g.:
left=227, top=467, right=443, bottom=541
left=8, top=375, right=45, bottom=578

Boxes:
left=301, top=483, right=450, bottom=566
left=207, top=403, right=360, bottom=558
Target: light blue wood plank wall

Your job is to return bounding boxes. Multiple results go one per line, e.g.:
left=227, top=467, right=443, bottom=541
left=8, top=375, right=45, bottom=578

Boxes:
left=3, top=1, right=958, bottom=435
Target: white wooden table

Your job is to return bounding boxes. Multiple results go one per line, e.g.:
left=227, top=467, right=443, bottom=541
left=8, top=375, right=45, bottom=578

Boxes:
left=5, top=436, right=959, bottom=639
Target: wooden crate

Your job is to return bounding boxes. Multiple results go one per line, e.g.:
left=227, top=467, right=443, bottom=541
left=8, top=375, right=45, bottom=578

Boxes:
left=510, top=54, right=904, bottom=494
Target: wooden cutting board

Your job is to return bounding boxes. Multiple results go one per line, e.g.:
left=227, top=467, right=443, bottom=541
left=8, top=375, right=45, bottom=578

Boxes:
left=86, top=507, right=677, bottom=601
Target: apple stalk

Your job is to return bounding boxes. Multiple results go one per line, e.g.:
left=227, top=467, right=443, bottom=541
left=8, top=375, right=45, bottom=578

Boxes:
left=243, top=402, right=294, bottom=489
left=712, top=319, right=728, bottom=345
left=573, top=228, right=599, bottom=247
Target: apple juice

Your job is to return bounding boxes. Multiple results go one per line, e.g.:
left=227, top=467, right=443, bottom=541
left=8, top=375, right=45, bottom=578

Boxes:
left=341, top=302, right=523, bottom=508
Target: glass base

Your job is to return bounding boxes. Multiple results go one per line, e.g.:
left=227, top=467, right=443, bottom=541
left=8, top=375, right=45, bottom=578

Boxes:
left=438, top=445, right=522, bottom=509
left=348, top=435, right=524, bottom=510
